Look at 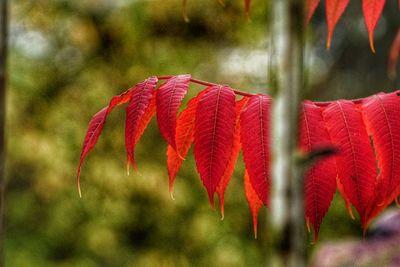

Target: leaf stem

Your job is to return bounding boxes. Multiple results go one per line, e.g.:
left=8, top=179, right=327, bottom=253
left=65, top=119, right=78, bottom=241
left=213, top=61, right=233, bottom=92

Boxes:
left=158, top=76, right=255, bottom=98
left=313, top=90, right=400, bottom=107
left=158, top=76, right=400, bottom=104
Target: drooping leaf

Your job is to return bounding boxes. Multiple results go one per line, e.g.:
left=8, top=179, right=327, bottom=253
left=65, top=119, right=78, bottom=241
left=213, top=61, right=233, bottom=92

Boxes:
left=194, top=85, right=236, bottom=206
left=77, top=73, right=400, bottom=239
left=322, top=100, right=377, bottom=228
left=300, top=101, right=337, bottom=240
left=125, top=77, right=158, bottom=172
left=362, top=0, right=386, bottom=52
left=244, top=169, right=263, bottom=239
left=216, top=96, right=249, bottom=218
left=156, top=74, right=191, bottom=152
left=363, top=176, right=387, bottom=231
left=306, top=0, right=320, bottom=24
left=326, top=0, right=350, bottom=49
left=361, top=92, right=400, bottom=226
left=388, top=29, right=400, bottom=78
left=167, top=89, right=208, bottom=195
left=336, top=176, right=355, bottom=220
left=77, top=87, right=136, bottom=196
left=240, top=95, right=272, bottom=206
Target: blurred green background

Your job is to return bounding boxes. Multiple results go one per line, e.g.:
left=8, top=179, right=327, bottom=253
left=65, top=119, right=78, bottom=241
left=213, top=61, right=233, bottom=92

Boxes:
left=7, top=0, right=399, bottom=266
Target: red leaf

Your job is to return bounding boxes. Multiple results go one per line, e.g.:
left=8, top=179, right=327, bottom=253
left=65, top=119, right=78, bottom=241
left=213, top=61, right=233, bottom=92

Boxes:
left=326, top=0, right=350, bottom=49
left=388, top=29, right=400, bottom=78
left=300, top=101, right=337, bottom=240
left=244, top=169, right=263, bottom=239
left=216, top=96, right=249, bottom=218
left=125, top=77, right=158, bottom=172
left=156, top=75, right=191, bottom=151
left=167, top=89, right=208, bottom=196
left=322, top=100, right=377, bottom=228
left=337, top=176, right=355, bottom=220
left=194, top=85, right=236, bottom=206
left=362, top=0, right=386, bottom=52
left=77, top=87, right=135, bottom=196
left=240, top=95, right=272, bottom=206
left=134, top=91, right=157, bottom=144
left=361, top=92, right=400, bottom=226
left=306, top=0, right=320, bottom=24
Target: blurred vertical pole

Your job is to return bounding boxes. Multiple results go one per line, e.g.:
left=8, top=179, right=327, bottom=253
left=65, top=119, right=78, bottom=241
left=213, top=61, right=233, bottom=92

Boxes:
left=269, top=0, right=306, bottom=267
left=0, top=0, right=6, bottom=266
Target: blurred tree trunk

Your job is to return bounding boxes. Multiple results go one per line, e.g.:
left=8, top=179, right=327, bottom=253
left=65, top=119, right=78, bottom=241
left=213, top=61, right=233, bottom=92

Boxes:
left=0, top=0, right=7, bottom=266
left=269, top=1, right=306, bottom=267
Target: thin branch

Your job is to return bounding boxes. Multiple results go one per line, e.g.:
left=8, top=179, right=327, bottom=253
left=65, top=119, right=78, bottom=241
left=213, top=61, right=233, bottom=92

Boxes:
left=158, top=75, right=254, bottom=97
left=313, top=90, right=400, bottom=107
left=158, top=75, right=400, bottom=103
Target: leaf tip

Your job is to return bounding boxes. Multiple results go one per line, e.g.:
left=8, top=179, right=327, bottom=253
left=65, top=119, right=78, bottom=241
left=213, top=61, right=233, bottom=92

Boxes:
left=126, top=154, right=137, bottom=175
left=77, top=175, right=82, bottom=198
left=395, top=197, right=400, bottom=208
left=252, top=214, right=258, bottom=239
left=306, top=217, right=311, bottom=233
left=369, top=33, right=376, bottom=53
left=362, top=227, right=368, bottom=239
left=77, top=163, right=83, bottom=198
left=345, top=202, right=355, bottom=220
left=126, top=159, right=130, bottom=176
left=170, top=190, right=175, bottom=201
left=219, top=195, right=225, bottom=220
left=313, top=230, right=319, bottom=243
left=182, top=0, right=190, bottom=23
left=326, top=34, right=332, bottom=50
left=177, top=150, right=186, bottom=161
left=208, top=191, right=215, bottom=209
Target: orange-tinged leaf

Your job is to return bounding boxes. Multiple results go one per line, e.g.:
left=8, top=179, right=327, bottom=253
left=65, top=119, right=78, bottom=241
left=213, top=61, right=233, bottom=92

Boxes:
left=362, top=0, right=386, bottom=53
left=326, top=0, right=350, bottom=49
left=363, top=176, right=387, bottom=230
left=337, top=176, right=355, bottom=220
left=388, top=29, right=400, bottom=78
left=361, top=92, right=400, bottom=226
left=216, top=96, right=249, bottom=218
left=125, top=77, right=158, bottom=172
left=323, top=100, right=377, bottom=228
left=167, top=89, right=208, bottom=195
left=300, top=101, right=337, bottom=240
left=194, top=85, right=236, bottom=206
left=156, top=74, right=191, bottom=152
left=241, top=95, right=272, bottom=206
left=77, top=87, right=135, bottom=196
left=244, top=169, right=263, bottom=239
left=306, top=0, right=320, bottom=24
left=134, top=91, right=157, bottom=145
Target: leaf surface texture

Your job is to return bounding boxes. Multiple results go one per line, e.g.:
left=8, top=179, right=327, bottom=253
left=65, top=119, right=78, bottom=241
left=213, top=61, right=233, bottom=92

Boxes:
left=194, top=85, right=236, bottom=205
left=240, top=95, right=271, bottom=206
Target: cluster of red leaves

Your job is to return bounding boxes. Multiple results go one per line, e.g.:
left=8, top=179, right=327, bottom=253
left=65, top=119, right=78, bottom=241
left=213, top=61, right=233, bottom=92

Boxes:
left=77, top=75, right=400, bottom=239
left=306, top=0, right=389, bottom=52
